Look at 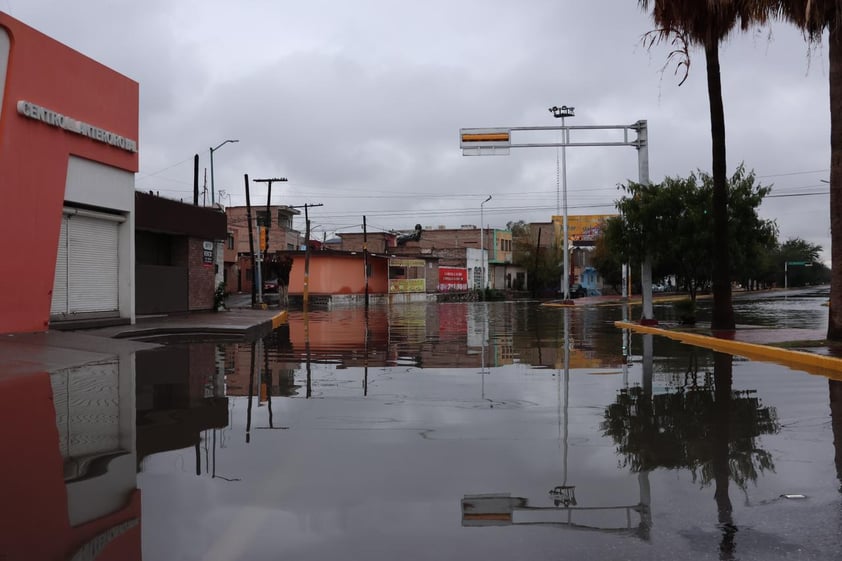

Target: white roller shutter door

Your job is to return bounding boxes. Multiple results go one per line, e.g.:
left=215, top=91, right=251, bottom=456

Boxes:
left=50, top=216, right=69, bottom=314
left=51, top=209, right=122, bottom=317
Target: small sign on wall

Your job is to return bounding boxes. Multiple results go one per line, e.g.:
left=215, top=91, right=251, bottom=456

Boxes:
left=202, top=241, right=214, bottom=268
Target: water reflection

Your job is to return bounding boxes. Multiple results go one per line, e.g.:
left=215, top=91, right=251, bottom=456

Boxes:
left=602, top=350, right=779, bottom=559
left=6, top=298, right=842, bottom=560
left=0, top=338, right=142, bottom=560
left=461, top=306, right=653, bottom=538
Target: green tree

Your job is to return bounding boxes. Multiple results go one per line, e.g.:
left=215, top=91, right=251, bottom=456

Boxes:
left=776, top=237, right=829, bottom=288
left=592, top=222, right=624, bottom=293
left=508, top=220, right=561, bottom=296
left=638, top=1, right=773, bottom=330
left=606, top=167, right=776, bottom=304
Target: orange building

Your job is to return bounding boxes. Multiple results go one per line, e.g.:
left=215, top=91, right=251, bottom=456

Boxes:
left=0, top=12, right=139, bottom=334
left=0, top=12, right=141, bottom=560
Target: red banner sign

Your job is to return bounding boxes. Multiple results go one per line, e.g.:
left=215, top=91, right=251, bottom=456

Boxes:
left=438, top=267, right=468, bottom=291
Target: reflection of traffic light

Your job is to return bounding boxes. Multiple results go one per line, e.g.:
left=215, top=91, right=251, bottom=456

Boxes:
left=259, top=227, right=267, bottom=251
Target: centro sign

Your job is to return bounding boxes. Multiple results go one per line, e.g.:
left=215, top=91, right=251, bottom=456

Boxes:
left=17, top=100, right=138, bottom=153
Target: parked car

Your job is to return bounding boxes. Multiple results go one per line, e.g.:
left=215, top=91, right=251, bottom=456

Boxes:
left=263, top=278, right=279, bottom=303
left=569, top=284, right=588, bottom=298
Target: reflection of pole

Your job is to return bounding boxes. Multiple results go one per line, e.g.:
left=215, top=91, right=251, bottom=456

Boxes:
left=246, top=341, right=256, bottom=443
left=562, top=308, right=570, bottom=485
left=364, top=306, right=369, bottom=397
left=642, top=334, right=653, bottom=397
left=195, top=441, right=200, bottom=476
left=481, top=302, right=489, bottom=404
left=264, top=339, right=273, bottom=428
left=622, top=303, right=630, bottom=387
left=639, top=330, right=654, bottom=537
left=305, top=308, right=312, bottom=398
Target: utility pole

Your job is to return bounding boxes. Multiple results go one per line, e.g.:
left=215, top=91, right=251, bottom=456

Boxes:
left=244, top=174, right=257, bottom=307
left=363, top=215, right=369, bottom=309
left=193, top=154, right=199, bottom=206
left=288, top=203, right=324, bottom=307
left=253, top=177, right=288, bottom=256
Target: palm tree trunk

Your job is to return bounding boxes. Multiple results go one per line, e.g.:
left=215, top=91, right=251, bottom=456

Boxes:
left=828, top=25, right=842, bottom=340
left=706, top=41, right=735, bottom=331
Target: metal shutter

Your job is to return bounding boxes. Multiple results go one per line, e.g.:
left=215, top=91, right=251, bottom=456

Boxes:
left=68, top=214, right=119, bottom=313
left=50, top=216, right=69, bottom=315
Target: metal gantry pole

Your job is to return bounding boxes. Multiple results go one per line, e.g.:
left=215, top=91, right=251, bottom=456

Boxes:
left=480, top=195, right=492, bottom=290
left=561, top=116, right=570, bottom=300
left=549, top=106, right=575, bottom=301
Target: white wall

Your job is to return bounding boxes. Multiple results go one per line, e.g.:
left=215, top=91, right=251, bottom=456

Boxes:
left=64, top=156, right=135, bottom=323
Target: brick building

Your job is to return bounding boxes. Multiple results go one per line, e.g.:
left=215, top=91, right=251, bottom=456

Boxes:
left=338, top=226, right=517, bottom=290
left=225, top=205, right=301, bottom=293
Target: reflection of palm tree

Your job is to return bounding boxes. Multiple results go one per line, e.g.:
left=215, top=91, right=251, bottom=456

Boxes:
left=602, top=351, right=778, bottom=557
left=712, top=352, right=736, bottom=560
left=831, top=379, right=842, bottom=492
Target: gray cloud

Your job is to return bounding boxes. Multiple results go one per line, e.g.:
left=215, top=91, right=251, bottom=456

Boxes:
left=4, top=0, right=833, bottom=257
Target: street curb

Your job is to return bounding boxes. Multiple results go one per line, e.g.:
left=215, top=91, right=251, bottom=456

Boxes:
left=271, top=310, right=288, bottom=330
left=615, top=320, right=842, bottom=381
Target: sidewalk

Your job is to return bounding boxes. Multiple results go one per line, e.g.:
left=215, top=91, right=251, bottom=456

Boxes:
left=616, top=320, right=842, bottom=381
left=83, top=307, right=287, bottom=341
left=0, top=303, right=288, bottom=383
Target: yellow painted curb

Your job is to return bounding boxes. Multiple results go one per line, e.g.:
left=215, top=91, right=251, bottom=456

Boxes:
left=271, top=310, right=289, bottom=329
left=615, top=321, right=842, bottom=381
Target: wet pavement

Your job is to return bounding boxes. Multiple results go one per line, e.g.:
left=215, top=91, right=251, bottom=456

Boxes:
left=2, top=288, right=841, bottom=560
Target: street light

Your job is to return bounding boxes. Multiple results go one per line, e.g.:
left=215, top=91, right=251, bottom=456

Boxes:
left=549, top=105, right=574, bottom=300
left=210, top=139, right=239, bottom=206
left=480, top=194, right=492, bottom=290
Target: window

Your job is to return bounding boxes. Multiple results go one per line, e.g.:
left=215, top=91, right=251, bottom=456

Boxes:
left=227, top=233, right=235, bottom=250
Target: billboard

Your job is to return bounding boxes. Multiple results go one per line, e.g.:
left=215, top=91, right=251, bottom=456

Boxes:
left=552, top=214, right=617, bottom=242
left=438, top=267, right=468, bottom=292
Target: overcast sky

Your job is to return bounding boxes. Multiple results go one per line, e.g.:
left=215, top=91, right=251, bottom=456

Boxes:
left=3, top=0, right=832, bottom=259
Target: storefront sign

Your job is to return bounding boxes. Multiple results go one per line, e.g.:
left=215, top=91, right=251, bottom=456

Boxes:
left=202, top=241, right=214, bottom=268
left=389, top=258, right=425, bottom=268
left=389, top=278, right=425, bottom=293
left=438, top=267, right=468, bottom=291
left=17, top=100, right=138, bottom=153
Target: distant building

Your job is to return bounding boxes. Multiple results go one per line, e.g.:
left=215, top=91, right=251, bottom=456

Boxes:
left=224, top=205, right=301, bottom=293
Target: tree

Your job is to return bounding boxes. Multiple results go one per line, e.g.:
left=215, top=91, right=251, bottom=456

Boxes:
left=592, top=221, right=624, bottom=293
left=763, top=2, right=842, bottom=338
left=508, top=220, right=562, bottom=296
left=602, top=352, right=779, bottom=557
left=638, top=1, right=773, bottom=330
left=776, top=237, right=829, bottom=287
left=605, top=168, right=777, bottom=305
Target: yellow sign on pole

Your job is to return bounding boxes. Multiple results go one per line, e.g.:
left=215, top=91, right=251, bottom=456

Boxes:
left=259, top=226, right=267, bottom=251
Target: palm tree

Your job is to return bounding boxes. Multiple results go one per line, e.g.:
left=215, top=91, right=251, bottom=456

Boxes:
left=638, top=1, right=771, bottom=330
left=762, top=2, right=842, bottom=339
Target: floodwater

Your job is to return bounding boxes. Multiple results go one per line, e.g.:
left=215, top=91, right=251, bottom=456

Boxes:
left=8, top=289, right=842, bottom=560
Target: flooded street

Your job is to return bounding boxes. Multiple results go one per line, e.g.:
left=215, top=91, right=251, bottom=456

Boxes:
left=4, top=290, right=840, bottom=560
left=129, top=290, right=841, bottom=560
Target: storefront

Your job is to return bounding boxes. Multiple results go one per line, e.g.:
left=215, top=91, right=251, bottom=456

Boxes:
left=0, top=13, right=139, bottom=333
